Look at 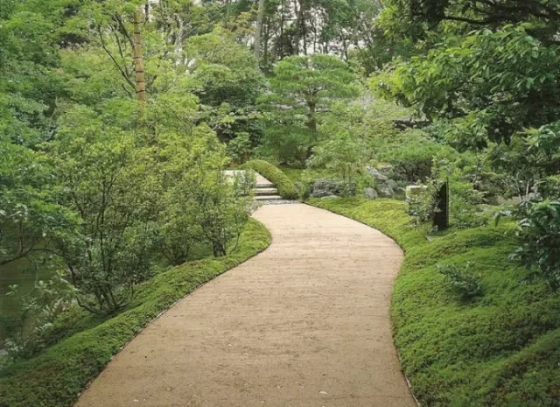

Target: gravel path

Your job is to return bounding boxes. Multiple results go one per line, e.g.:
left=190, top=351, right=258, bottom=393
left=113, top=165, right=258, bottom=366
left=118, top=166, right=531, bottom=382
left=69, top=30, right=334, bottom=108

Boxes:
left=75, top=203, right=416, bottom=407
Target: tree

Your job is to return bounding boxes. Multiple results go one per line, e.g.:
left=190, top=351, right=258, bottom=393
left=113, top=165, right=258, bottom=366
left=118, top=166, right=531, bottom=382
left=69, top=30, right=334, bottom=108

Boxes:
left=259, top=54, right=359, bottom=165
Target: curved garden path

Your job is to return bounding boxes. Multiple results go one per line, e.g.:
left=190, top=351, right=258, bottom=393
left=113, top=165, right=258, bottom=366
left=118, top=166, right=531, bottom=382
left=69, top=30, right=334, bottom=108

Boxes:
left=75, top=203, right=416, bottom=407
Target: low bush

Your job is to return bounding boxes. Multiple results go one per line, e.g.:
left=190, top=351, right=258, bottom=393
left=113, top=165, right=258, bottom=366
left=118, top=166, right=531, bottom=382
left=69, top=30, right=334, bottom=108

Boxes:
left=243, top=160, right=298, bottom=199
left=310, top=198, right=560, bottom=407
left=511, top=200, right=560, bottom=290
left=437, top=262, right=483, bottom=301
left=0, top=219, right=271, bottom=407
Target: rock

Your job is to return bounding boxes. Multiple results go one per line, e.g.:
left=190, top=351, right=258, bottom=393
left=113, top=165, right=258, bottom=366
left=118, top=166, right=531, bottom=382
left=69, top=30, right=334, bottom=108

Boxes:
left=378, top=165, right=393, bottom=175
left=294, top=181, right=304, bottom=192
left=311, top=179, right=339, bottom=198
left=367, top=166, right=397, bottom=197
left=366, top=167, right=389, bottom=182
left=364, top=188, right=378, bottom=200
left=376, top=183, right=395, bottom=197
left=311, top=179, right=357, bottom=198
left=320, top=195, right=339, bottom=199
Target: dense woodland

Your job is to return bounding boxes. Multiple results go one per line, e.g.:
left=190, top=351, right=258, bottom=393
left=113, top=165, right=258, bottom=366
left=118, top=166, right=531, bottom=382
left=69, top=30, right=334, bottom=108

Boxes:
left=1, top=0, right=560, bottom=406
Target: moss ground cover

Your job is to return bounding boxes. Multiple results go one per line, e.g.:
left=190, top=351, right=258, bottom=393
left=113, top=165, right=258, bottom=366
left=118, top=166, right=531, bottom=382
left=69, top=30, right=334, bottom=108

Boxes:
left=243, top=160, right=298, bottom=199
left=0, top=219, right=271, bottom=407
left=311, top=198, right=560, bottom=407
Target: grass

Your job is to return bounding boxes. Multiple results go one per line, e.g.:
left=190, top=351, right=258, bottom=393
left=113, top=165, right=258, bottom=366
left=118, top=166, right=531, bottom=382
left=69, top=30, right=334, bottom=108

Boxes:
left=310, top=198, right=560, bottom=407
left=0, top=219, right=271, bottom=407
left=243, top=160, right=299, bottom=199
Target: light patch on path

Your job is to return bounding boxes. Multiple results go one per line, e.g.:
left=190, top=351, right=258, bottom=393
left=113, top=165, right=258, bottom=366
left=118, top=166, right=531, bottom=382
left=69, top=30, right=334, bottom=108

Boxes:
left=75, top=203, right=416, bottom=407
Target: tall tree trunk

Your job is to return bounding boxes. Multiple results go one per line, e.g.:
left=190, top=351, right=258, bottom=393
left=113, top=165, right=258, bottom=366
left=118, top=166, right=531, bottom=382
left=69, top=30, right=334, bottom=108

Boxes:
left=263, top=15, right=270, bottom=67
left=254, top=0, right=266, bottom=67
left=133, top=6, right=147, bottom=105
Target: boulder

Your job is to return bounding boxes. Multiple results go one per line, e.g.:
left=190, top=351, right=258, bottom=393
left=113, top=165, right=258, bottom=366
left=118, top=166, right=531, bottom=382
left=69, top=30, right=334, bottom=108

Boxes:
left=364, top=188, right=378, bottom=200
left=377, top=183, right=395, bottom=197
left=366, top=166, right=398, bottom=197
left=366, top=167, right=389, bottom=182
left=311, top=179, right=339, bottom=198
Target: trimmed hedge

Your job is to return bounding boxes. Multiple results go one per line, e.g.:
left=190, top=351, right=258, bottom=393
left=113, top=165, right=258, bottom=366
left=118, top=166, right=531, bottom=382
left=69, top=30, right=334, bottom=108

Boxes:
left=311, top=198, right=560, bottom=407
left=0, top=219, right=271, bottom=407
left=243, top=160, right=298, bottom=199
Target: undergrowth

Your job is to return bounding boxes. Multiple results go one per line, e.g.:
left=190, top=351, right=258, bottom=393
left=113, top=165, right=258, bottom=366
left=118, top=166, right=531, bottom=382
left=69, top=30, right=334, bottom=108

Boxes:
left=311, top=198, right=560, bottom=407
left=0, top=219, right=271, bottom=407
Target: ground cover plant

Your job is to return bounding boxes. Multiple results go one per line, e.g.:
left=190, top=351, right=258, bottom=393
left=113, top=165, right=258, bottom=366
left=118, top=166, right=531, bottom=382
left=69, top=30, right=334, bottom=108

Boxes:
left=311, top=198, right=560, bottom=407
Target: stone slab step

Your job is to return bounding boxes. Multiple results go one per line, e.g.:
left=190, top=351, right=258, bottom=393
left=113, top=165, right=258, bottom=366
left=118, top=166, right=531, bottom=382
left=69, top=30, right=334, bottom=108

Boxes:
left=255, top=195, right=283, bottom=201
left=253, top=187, right=278, bottom=195
left=255, top=182, right=274, bottom=188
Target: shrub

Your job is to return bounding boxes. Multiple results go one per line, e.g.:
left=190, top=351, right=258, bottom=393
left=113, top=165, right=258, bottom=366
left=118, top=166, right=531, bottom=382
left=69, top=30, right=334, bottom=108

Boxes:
left=226, top=132, right=253, bottom=164
left=512, top=200, right=560, bottom=290
left=306, top=131, right=369, bottom=197
left=243, top=160, right=298, bottom=199
left=437, top=262, right=483, bottom=301
left=381, top=138, right=445, bottom=183
left=1, top=271, right=74, bottom=364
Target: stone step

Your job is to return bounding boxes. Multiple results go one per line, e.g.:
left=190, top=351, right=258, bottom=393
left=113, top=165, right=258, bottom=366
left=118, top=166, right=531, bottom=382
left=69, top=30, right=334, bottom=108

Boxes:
left=253, top=187, right=278, bottom=195
left=255, top=195, right=283, bottom=201
left=255, top=182, right=274, bottom=188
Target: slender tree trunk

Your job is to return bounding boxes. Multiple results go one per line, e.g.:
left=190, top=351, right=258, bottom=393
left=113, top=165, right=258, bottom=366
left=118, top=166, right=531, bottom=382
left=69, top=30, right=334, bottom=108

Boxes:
left=133, top=6, right=147, bottom=105
left=279, top=0, right=285, bottom=58
left=263, top=15, right=270, bottom=67
left=254, top=0, right=266, bottom=67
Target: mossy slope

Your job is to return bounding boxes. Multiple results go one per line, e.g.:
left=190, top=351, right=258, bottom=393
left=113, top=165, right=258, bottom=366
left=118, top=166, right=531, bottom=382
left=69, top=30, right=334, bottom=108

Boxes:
left=243, top=160, right=298, bottom=199
left=0, top=219, right=271, bottom=407
left=311, top=198, right=560, bottom=407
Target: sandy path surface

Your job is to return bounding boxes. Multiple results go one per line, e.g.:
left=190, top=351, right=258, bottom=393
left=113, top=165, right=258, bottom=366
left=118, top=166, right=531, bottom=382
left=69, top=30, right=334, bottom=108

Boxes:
left=75, top=204, right=415, bottom=407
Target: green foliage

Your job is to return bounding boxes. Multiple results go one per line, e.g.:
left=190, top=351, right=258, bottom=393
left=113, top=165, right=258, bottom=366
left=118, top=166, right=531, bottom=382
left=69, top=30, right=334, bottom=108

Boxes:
left=258, top=54, right=359, bottom=165
left=47, top=104, right=160, bottom=315
left=490, top=123, right=560, bottom=200
left=381, top=136, right=444, bottom=183
left=437, top=262, right=483, bottom=301
left=511, top=200, right=560, bottom=291
left=311, top=198, right=560, bottom=407
left=227, top=132, right=253, bottom=164
left=186, top=27, right=265, bottom=142
left=0, top=142, right=74, bottom=267
left=0, top=219, right=271, bottom=407
left=243, top=160, right=298, bottom=199
left=1, top=271, right=74, bottom=363
left=307, top=131, right=369, bottom=195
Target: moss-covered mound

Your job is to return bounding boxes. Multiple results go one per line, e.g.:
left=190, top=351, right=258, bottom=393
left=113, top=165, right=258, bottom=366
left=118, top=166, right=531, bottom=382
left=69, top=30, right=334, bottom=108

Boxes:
left=0, top=219, right=271, bottom=407
left=244, top=160, right=298, bottom=199
left=311, top=198, right=560, bottom=407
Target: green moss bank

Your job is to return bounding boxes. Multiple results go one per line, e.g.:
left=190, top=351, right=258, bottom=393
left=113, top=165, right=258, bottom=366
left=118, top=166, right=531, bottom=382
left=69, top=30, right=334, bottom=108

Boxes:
left=243, top=160, right=298, bottom=199
left=311, top=198, right=560, bottom=407
left=0, top=219, right=271, bottom=407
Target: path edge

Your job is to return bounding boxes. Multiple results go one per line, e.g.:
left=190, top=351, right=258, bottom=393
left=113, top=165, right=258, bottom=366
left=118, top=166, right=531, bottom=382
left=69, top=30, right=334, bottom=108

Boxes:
left=304, top=201, right=421, bottom=407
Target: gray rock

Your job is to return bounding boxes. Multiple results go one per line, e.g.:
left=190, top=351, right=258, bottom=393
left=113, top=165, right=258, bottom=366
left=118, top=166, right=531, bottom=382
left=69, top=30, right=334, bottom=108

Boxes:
left=376, top=183, right=395, bottom=197
left=311, top=179, right=339, bottom=198
left=366, top=167, right=389, bottom=182
left=367, top=166, right=397, bottom=197
left=364, top=188, right=378, bottom=200
left=294, top=181, right=304, bottom=192
left=320, top=195, right=339, bottom=200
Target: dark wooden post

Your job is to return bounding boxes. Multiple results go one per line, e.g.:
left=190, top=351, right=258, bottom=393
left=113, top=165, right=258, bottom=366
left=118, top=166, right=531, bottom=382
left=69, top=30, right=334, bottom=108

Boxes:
left=433, top=179, right=450, bottom=230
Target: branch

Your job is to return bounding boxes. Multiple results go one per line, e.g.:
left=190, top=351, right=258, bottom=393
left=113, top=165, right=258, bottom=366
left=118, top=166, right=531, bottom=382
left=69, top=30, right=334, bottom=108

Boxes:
left=97, top=26, right=136, bottom=91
